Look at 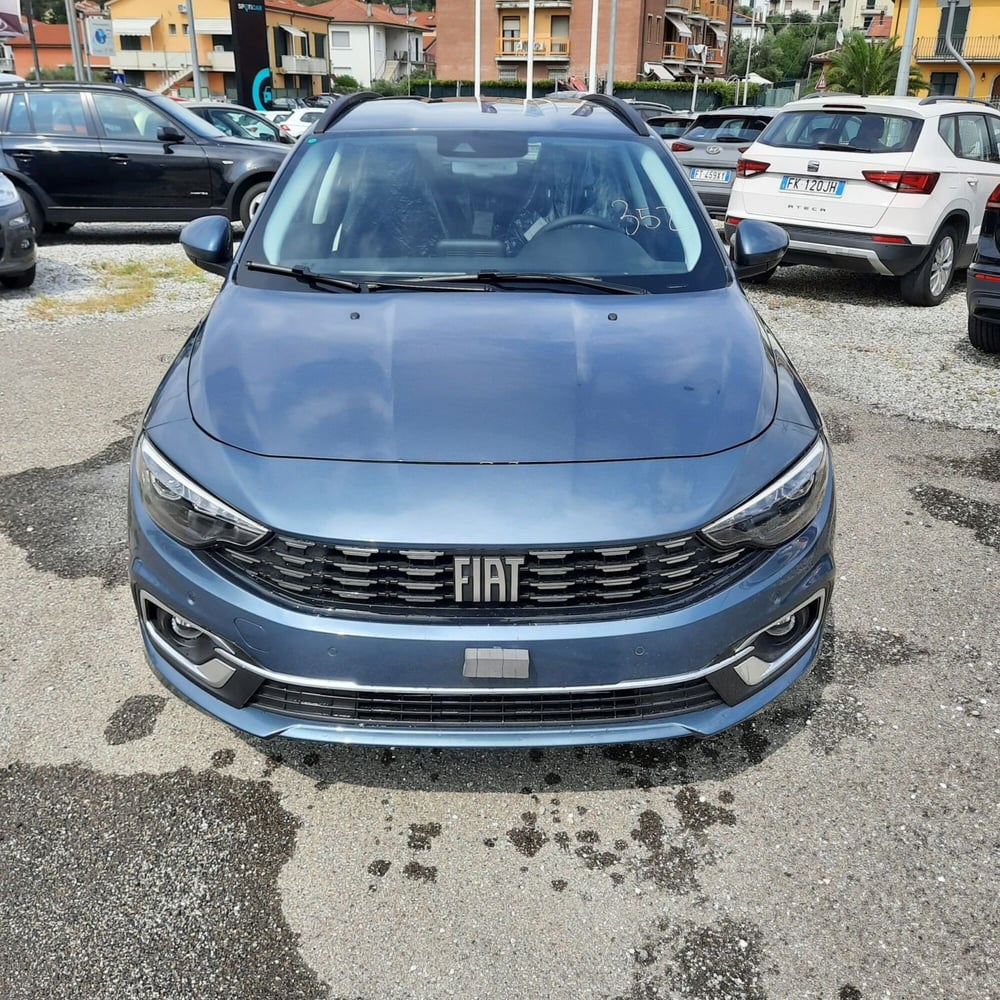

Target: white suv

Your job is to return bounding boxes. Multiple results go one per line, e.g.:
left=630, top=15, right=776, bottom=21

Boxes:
left=725, top=96, right=1000, bottom=305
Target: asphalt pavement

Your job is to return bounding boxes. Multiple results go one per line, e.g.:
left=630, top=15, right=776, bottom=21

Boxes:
left=0, top=235, right=997, bottom=1000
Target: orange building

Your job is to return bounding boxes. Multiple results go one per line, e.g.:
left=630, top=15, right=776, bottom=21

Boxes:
left=6, top=20, right=110, bottom=77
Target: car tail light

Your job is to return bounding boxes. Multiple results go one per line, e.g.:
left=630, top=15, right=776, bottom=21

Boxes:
left=987, top=183, right=1000, bottom=208
left=736, top=158, right=770, bottom=177
left=726, top=216, right=742, bottom=226
left=862, top=170, right=939, bottom=194
left=671, top=141, right=694, bottom=152
left=872, top=235, right=910, bottom=245
left=974, top=272, right=1000, bottom=282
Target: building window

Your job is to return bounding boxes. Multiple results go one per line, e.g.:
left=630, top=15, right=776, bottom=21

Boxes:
left=182, top=23, right=189, bottom=35
left=655, top=16, right=663, bottom=44
left=935, top=5, right=969, bottom=55
left=550, top=14, right=568, bottom=54
left=646, top=14, right=653, bottom=44
left=498, top=66, right=518, bottom=81
left=168, top=23, right=177, bottom=35
left=119, top=35, right=142, bottom=51
left=331, top=30, right=350, bottom=48
left=313, top=33, right=325, bottom=59
left=928, top=72, right=958, bottom=96
left=813, top=0, right=821, bottom=10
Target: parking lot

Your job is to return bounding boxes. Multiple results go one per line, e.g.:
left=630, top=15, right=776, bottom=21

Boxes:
left=0, top=225, right=997, bottom=999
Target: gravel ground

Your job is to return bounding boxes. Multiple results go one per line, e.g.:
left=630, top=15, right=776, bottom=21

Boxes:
left=2, top=224, right=996, bottom=433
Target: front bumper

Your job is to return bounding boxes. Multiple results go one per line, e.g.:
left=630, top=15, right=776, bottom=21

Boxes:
left=129, top=470, right=835, bottom=747
left=0, top=205, right=36, bottom=276
left=725, top=220, right=927, bottom=277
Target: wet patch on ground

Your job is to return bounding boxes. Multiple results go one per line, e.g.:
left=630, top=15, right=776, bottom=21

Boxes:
left=402, top=861, right=437, bottom=883
left=939, top=447, right=1000, bottom=484
left=0, top=762, right=326, bottom=999
left=822, top=410, right=856, bottom=446
left=614, top=917, right=767, bottom=1000
left=0, top=435, right=131, bottom=586
left=911, top=484, right=1000, bottom=552
left=103, top=694, right=166, bottom=745
left=407, top=822, right=442, bottom=851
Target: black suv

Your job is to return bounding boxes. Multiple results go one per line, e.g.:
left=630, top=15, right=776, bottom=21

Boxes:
left=0, top=82, right=290, bottom=234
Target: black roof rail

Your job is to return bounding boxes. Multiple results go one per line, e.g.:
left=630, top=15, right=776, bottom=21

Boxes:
left=919, top=95, right=991, bottom=107
left=575, top=93, right=648, bottom=136
left=313, top=91, right=384, bottom=133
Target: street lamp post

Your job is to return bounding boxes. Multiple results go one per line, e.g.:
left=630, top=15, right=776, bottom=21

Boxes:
left=183, top=0, right=204, bottom=99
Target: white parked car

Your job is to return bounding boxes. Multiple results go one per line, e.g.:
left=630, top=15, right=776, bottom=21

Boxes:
left=276, top=107, right=324, bottom=140
left=725, top=95, right=1000, bottom=305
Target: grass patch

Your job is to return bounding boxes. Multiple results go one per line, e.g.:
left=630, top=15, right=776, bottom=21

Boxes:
left=28, top=255, right=216, bottom=321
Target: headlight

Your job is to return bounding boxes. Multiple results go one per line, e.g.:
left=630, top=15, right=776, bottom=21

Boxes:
left=136, top=435, right=269, bottom=549
left=701, top=437, right=829, bottom=549
left=7, top=213, right=30, bottom=228
left=0, top=174, right=21, bottom=209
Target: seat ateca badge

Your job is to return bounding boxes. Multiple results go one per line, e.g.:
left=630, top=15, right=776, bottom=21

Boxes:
left=454, top=556, right=525, bottom=602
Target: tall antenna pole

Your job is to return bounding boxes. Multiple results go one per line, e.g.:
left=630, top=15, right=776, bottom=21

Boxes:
left=474, top=0, right=481, bottom=98
left=588, top=0, right=600, bottom=92
left=526, top=0, right=536, bottom=98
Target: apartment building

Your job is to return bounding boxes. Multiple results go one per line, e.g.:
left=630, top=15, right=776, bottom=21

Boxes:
left=435, top=0, right=733, bottom=86
left=895, top=0, right=1000, bottom=102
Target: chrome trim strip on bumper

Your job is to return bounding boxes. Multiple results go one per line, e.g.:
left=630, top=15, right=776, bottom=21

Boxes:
left=788, top=239, right=894, bottom=276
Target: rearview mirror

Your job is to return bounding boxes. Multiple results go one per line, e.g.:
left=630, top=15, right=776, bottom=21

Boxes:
left=180, top=215, right=233, bottom=277
left=730, top=219, right=789, bottom=280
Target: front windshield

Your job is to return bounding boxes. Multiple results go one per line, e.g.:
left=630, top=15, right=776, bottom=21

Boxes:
left=246, top=129, right=726, bottom=293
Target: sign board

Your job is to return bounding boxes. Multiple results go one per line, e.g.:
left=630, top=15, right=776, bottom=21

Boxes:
left=815, top=71, right=827, bottom=91
left=229, top=0, right=272, bottom=111
left=112, top=70, right=126, bottom=84
left=86, top=16, right=115, bottom=57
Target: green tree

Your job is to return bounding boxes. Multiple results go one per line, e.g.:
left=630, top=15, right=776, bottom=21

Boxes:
left=826, top=32, right=925, bottom=96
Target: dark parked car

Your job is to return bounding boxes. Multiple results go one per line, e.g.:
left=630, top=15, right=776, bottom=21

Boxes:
left=968, top=181, right=1000, bottom=353
left=0, top=170, right=35, bottom=287
left=184, top=101, right=295, bottom=145
left=130, top=93, right=834, bottom=747
left=671, top=106, right=779, bottom=217
left=0, top=82, right=290, bottom=233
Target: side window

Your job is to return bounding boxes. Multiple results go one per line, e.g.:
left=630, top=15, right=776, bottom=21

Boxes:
left=954, top=114, right=992, bottom=161
left=6, top=94, right=31, bottom=133
left=986, top=116, right=1000, bottom=163
left=938, top=115, right=957, bottom=153
left=26, top=92, right=92, bottom=136
left=93, top=93, right=172, bottom=141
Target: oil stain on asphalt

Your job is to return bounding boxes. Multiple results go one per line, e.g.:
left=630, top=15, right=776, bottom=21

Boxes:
left=911, top=484, right=1000, bottom=552
left=0, top=763, right=327, bottom=999
left=103, top=694, right=166, bottom=745
left=0, top=434, right=132, bottom=587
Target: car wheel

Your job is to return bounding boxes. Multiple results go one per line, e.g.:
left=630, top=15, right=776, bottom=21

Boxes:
left=2, top=265, right=36, bottom=289
left=238, top=181, right=270, bottom=230
left=17, top=189, right=44, bottom=238
left=900, top=225, right=957, bottom=306
left=968, top=314, right=1000, bottom=353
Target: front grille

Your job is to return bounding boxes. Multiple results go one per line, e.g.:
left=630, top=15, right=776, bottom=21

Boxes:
left=214, top=533, right=763, bottom=620
left=249, top=677, right=723, bottom=727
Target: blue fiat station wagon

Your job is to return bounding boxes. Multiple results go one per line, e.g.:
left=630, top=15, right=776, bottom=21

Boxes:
left=129, top=93, right=834, bottom=747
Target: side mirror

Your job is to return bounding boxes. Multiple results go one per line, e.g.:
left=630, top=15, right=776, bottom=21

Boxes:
left=279, top=132, right=296, bottom=145
left=730, top=219, right=789, bottom=280
left=180, top=215, right=233, bottom=277
left=157, top=125, right=186, bottom=144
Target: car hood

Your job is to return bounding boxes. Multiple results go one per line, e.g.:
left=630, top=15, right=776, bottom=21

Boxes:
left=187, top=283, right=777, bottom=464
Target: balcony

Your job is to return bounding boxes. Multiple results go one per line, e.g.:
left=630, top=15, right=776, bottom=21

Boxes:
left=496, top=35, right=570, bottom=59
left=688, top=0, right=711, bottom=20
left=664, top=0, right=693, bottom=11
left=914, top=36, right=1000, bottom=62
left=663, top=40, right=687, bottom=61
left=688, top=45, right=723, bottom=66
left=705, top=2, right=729, bottom=22
left=110, top=50, right=190, bottom=72
left=281, top=55, right=328, bottom=75
left=206, top=49, right=235, bottom=72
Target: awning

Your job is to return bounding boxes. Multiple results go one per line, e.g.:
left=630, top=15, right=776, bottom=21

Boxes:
left=709, top=25, right=728, bottom=43
left=647, top=64, right=675, bottom=81
left=280, top=24, right=307, bottom=38
left=665, top=14, right=692, bottom=39
left=112, top=18, right=159, bottom=37
left=195, top=18, right=232, bottom=35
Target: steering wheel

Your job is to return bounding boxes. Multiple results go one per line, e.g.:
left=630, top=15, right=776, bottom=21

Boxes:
left=534, top=214, right=622, bottom=236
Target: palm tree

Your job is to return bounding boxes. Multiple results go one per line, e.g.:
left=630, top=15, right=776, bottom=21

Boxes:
left=826, top=32, right=925, bottom=96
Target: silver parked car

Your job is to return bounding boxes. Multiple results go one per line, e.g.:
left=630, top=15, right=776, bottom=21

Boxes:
left=670, top=107, right=778, bottom=218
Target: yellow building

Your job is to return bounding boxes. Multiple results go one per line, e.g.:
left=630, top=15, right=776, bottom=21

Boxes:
left=106, top=0, right=331, bottom=101
left=895, top=0, right=1000, bottom=102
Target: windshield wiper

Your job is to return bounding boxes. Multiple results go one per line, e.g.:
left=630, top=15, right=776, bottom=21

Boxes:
left=245, top=260, right=367, bottom=292
left=815, top=142, right=873, bottom=153
left=394, top=271, right=648, bottom=295
left=245, top=261, right=492, bottom=293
